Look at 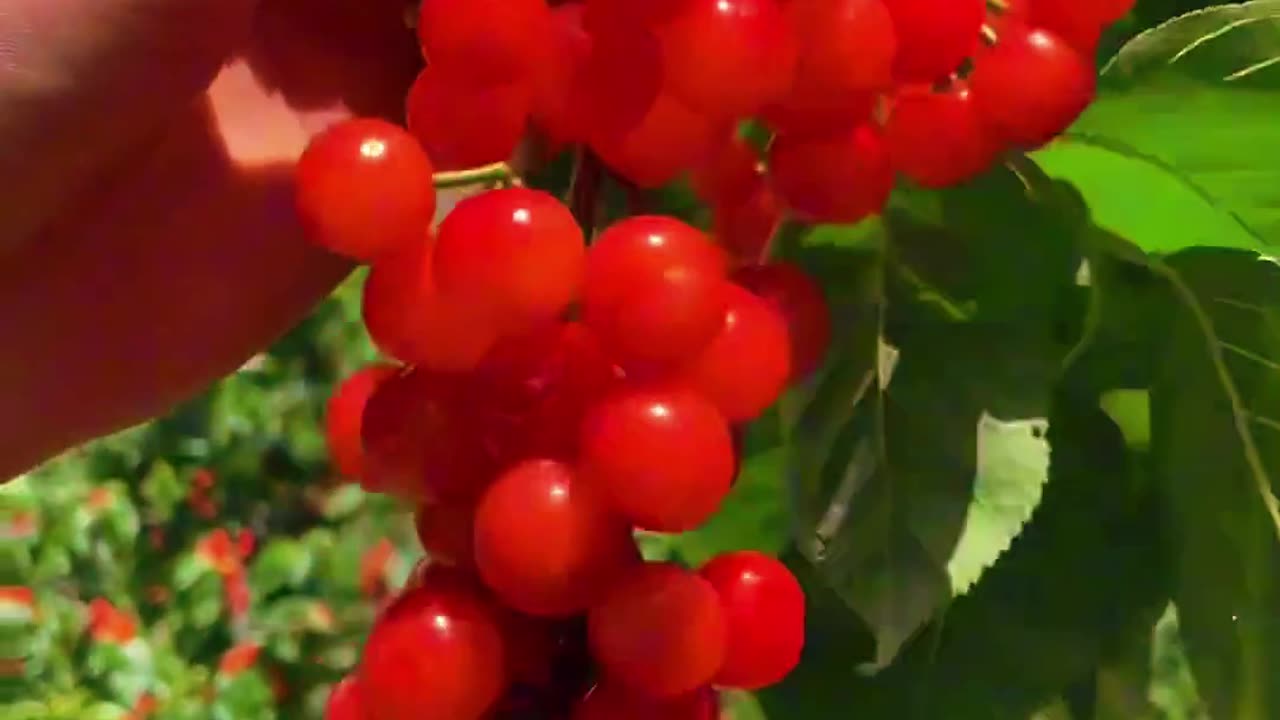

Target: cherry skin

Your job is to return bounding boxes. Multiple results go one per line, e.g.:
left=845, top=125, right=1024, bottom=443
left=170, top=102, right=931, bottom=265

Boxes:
left=433, top=188, right=586, bottom=334
left=591, top=92, right=724, bottom=189
left=417, top=0, right=551, bottom=84
left=585, top=0, right=692, bottom=29
left=574, top=24, right=665, bottom=143
left=588, top=562, right=727, bottom=697
left=1000, top=0, right=1134, bottom=54
left=362, top=236, right=498, bottom=372
left=324, top=675, right=367, bottom=720
left=534, top=3, right=593, bottom=146
left=713, top=170, right=782, bottom=263
left=295, top=118, right=436, bottom=262
left=584, top=216, right=727, bottom=314
left=572, top=683, right=718, bottom=720
left=699, top=551, right=806, bottom=690
left=325, top=363, right=398, bottom=481
left=764, top=0, right=894, bottom=135
left=471, top=322, right=621, bottom=466
left=768, top=124, right=893, bottom=223
left=473, top=459, right=638, bottom=617
left=679, top=284, right=791, bottom=422
left=969, top=23, right=1096, bottom=148
left=360, top=369, right=494, bottom=502
left=359, top=567, right=507, bottom=720
left=885, top=83, right=1001, bottom=188
left=883, top=0, right=986, bottom=82
left=733, top=263, right=832, bottom=381
left=415, top=499, right=477, bottom=569
left=580, top=387, right=735, bottom=532
left=406, top=65, right=530, bottom=172
left=659, top=0, right=798, bottom=117
left=691, top=133, right=761, bottom=206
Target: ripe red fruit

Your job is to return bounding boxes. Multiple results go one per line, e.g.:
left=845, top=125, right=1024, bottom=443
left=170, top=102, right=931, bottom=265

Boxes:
left=1000, top=0, right=1132, bottom=54
left=768, top=124, right=893, bottom=223
left=712, top=172, right=782, bottom=263
left=969, top=23, right=1096, bottom=148
left=660, top=0, right=798, bottom=117
left=580, top=388, right=735, bottom=531
left=885, top=84, right=1001, bottom=188
left=295, top=118, right=436, bottom=262
left=433, top=188, right=586, bottom=334
left=573, top=683, right=718, bottom=720
left=588, top=563, right=727, bottom=697
left=472, top=322, right=621, bottom=465
left=326, top=364, right=398, bottom=481
left=417, top=0, right=551, bottom=83
left=325, top=676, right=366, bottom=720
left=363, top=237, right=498, bottom=372
left=691, top=134, right=761, bottom=206
left=585, top=0, right=691, bottom=29
left=680, top=284, right=791, bottom=421
left=574, top=25, right=665, bottom=142
left=406, top=65, right=531, bottom=171
left=699, top=551, right=805, bottom=689
left=415, top=499, right=477, bottom=569
left=592, top=92, right=724, bottom=189
left=360, top=369, right=494, bottom=502
left=583, top=216, right=728, bottom=367
left=474, top=459, right=638, bottom=617
left=359, top=567, right=506, bottom=720
left=883, top=0, right=985, bottom=82
left=534, top=3, right=593, bottom=146
left=764, top=0, right=895, bottom=135
left=733, top=263, right=832, bottom=380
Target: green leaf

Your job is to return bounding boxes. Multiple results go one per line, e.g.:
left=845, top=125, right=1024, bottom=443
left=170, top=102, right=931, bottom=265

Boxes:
left=139, top=460, right=184, bottom=523
left=783, top=166, right=1081, bottom=667
left=1150, top=248, right=1280, bottom=719
left=1039, top=1, right=1280, bottom=252
left=249, top=539, right=313, bottom=597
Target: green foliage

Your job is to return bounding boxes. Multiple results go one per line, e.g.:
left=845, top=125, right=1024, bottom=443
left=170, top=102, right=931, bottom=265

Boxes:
left=9, top=4, right=1279, bottom=719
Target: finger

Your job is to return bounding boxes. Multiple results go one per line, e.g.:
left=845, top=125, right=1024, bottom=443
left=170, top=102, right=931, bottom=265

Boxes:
left=0, top=0, right=258, bottom=253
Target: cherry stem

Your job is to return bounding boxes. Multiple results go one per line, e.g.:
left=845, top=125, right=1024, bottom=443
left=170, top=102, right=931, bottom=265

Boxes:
left=985, top=0, right=1009, bottom=11
left=569, top=147, right=604, bottom=234
left=980, top=23, right=999, bottom=46
left=433, top=162, right=513, bottom=190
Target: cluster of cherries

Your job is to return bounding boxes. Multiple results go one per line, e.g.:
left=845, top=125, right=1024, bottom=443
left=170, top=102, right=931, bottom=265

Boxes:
left=291, top=0, right=1130, bottom=717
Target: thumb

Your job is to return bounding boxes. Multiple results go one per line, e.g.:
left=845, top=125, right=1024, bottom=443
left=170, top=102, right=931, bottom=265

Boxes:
left=0, top=0, right=258, bottom=252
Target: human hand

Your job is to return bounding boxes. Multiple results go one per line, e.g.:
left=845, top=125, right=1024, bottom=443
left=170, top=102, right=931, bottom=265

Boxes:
left=0, top=0, right=422, bottom=478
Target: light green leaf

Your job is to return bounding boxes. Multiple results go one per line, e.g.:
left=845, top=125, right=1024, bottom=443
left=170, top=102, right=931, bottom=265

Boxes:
left=1151, top=248, right=1280, bottom=719
left=1038, top=1, right=1280, bottom=252
left=671, top=443, right=789, bottom=568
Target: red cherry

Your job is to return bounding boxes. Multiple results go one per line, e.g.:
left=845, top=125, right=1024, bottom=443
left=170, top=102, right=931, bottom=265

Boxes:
left=691, top=134, right=761, bottom=206
left=574, top=24, right=665, bottom=142
left=534, top=3, right=594, bottom=146
left=474, top=459, right=638, bottom=617
left=573, top=683, right=718, bottom=720
left=588, top=562, right=727, bottom=697
left=471, top=322, right=621, bottom=465
left=433, top=188, right=585, bottom=334
left=969, top=23, right=1096, bottom=148
left=362, top=236, right=498, bottom=372
left=885, top=83, right=1001, bottom=188
left=660, top=0, right=798, bottom=117
left=580, top=388, right=735, bottom=532
left=360, top=369, right=494, bottom=502
left=498, top=613, right=585, bottom=689
left=295, top=118, right=436, bottom=262
left=359, top=567, right=506, bottom=720
left=763, top=0, right=894, bottom=135
left=595, top=264, right=730, bottom=369
left=584, top=0, right=692, bottom=29
left=699, top=551, right=805, bottom=689
left=679, top=284, right=791, bottom=422
left=1000, top=0, right=1131, bottom=54
left=883, top=0, right=985, bottom=82
left=415, top=499, right=477, bottom=569
left=417, top=0, right=551, bottom=83
left=584, top=215, right=727, bottom=320
left=406, top=65, right=530, bottom=172
left=768, top=124, right=893, bottom=223
left=325, top=676, right=366, bottom=720
left=712, top=172, right=782, bottom=263
left=592, top=92, right=724, bottom=189
left=326, top=364, right=398, bottom=481
left=733, top=263, right=832, bottom=380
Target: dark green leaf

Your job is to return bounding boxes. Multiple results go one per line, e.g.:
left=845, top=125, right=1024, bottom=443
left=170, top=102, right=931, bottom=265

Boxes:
left=1151, top=248, right=1280, bottom=718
